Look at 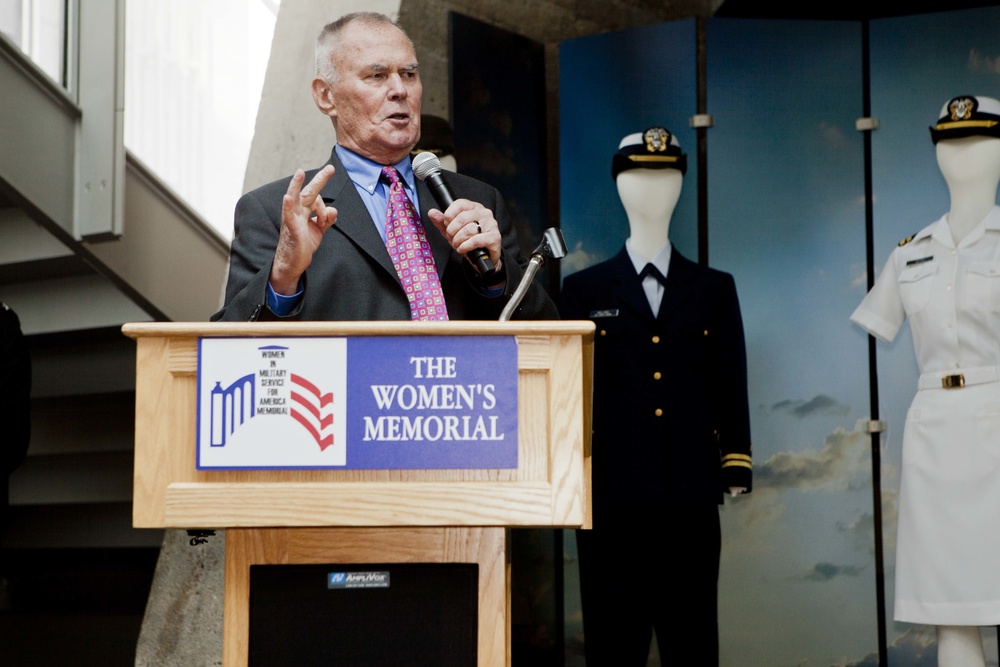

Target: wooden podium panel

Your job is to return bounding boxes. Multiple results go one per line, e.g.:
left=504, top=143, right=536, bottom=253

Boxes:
left=124, top=321, right=593, bottom=531
left=124, top=321, right=593, bottom=667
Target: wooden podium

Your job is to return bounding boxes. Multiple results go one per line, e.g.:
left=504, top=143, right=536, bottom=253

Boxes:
left=124, top=321, right=593, bottom=667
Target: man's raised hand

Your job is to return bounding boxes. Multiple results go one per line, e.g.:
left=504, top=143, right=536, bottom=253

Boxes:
left=269, top=166, right=337, bottom=295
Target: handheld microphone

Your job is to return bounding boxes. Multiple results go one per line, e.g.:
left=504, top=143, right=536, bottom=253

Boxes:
left=412, top=152, right=496, bottom=277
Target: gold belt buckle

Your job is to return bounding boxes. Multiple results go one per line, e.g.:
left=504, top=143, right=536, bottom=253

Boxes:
left=942, top=373, right=965, bottom=389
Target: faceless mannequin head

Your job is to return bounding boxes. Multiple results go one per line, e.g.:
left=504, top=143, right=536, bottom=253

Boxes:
left=617, top=169, right=683, bottom=225
left=615, top=170, right=682, bottom=261
left=936, top=136, right=1000, bottom=188
left=412, top=115, right=456, bottom=171
left=437, top=154, right=457, bottom=172
left=929, top=95, right=1000, bottom=242
left=935, top=136, right=1000, bottom=243
left=612, top=127, right=687, bottom=261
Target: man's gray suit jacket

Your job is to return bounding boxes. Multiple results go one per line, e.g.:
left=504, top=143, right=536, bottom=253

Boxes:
left=213, top=148, right=557, bottom=322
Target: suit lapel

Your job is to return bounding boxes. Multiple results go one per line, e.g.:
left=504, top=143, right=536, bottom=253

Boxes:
left=658, top=250, right=696, bottom=323
left=319, top=150, right=400, bottom=282
left=607, top=248, right=656, bottom=320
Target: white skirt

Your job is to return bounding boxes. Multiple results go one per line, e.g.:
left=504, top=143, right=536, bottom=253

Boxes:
left=895, top=380, right=1000, bottom=624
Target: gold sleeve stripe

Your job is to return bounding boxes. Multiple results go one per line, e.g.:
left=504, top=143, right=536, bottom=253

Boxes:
left=628, top=155, right=678, bottom=163
left=722, top=460, right=752, bottom=470
left=722, top=453, right=752, bottom=462
left=936, top=120, right=999, bottom=130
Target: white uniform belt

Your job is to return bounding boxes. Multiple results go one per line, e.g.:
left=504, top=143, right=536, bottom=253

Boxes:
left=918, top=365, right=1000, bottom=390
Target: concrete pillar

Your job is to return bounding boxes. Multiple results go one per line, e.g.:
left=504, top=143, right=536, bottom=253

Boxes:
left=135, top=530, right=226, bottom=666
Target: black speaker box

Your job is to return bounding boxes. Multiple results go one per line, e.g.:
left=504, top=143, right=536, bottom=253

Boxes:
left=248, top=562, right=479, bottom=667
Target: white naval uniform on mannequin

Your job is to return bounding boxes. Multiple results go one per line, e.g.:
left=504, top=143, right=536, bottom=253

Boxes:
left=853, top=206, right=1000, bottom=619
left=852, top=135, right=1000, bottom=667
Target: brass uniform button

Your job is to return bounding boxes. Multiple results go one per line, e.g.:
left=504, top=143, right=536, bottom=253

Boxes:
left=600, top=330, right=606, bottom=336
left=654, top=408, right=663, bottom=417
left=653, top=371, right=662, bottom=380
left=651, top=335, right=660, bottom=344
left=703, top=329, right=709, bottom=336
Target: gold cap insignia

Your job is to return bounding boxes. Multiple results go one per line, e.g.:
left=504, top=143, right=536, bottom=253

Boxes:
left=949, top=97, right=977, bottom=121
left=643, top=127, right=670, bottom=153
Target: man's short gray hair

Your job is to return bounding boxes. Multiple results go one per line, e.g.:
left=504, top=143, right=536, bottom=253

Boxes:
left=315, top=12, right=412, bottom=83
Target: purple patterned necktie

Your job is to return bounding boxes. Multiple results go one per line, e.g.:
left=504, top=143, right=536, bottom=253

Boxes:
left=382, top=166, right=449, bottom=321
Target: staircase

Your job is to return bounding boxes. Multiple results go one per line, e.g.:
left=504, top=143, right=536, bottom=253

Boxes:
left=0, top=154, right=230, bottom=666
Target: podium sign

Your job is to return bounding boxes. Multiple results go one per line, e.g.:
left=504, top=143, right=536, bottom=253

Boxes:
left=196, top=336, right=518, bottom=470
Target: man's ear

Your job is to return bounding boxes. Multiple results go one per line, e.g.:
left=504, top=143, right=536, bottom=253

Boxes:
left=312, top=77, right=336, bottom=119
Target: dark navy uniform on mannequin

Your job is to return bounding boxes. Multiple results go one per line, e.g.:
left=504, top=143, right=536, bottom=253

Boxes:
left=560, top=128, right=751, bottom=666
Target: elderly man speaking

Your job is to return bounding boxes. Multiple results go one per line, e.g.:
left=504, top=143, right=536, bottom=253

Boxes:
left=213, top=12, right=556, bottom=323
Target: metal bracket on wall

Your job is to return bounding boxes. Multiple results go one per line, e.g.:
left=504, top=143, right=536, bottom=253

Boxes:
left=856, top=117, right=880, bottom=132
left=690, top=113, right=714, bottom=128
left=860, top=419, right=887, bottom=433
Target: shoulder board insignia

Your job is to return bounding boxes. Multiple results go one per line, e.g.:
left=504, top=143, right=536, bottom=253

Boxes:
left=898, top=234, right=915, bottom=247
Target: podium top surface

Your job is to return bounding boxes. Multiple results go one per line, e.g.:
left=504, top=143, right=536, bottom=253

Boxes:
left=122, top=320, right=595, bottom=339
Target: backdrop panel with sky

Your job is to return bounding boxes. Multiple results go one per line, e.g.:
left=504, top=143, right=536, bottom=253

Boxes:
left=559, top=7, right=1000, bottom=666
